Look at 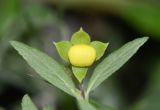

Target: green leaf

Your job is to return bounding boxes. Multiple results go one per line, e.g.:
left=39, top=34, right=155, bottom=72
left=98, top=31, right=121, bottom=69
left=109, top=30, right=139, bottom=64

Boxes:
left=71, top=28, right=91, bottom=44
left=91, top=41, right=109, bottom=60
left=43, top=106, right=53, bottom=110
left=72, top=66, right=88, bottom=82
left=78, top=100, right=97, bottom=110
left=54, top=41, right=72, bottom=62
left=87, top=37, right=149, bottom=95
left=21, top=94, right=38, bottom=110
left=10, top=41, right=77, bottom=97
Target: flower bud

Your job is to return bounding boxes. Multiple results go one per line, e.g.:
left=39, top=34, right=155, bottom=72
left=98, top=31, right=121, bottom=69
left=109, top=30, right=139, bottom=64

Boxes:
left=68, top=44, right=96, bottom=67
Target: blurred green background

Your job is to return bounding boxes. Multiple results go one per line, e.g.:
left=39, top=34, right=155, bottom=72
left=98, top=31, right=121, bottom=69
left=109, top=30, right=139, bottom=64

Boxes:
left=0, top=0, right=160, bottom=110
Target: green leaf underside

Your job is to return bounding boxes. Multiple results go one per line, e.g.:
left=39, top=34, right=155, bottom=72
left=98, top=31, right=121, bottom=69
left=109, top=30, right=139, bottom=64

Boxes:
left=91, top=41, right=109, bottom=60
left=54, top=41, right=72, bottom=62
left=43, top=106, right=53, bottom=110
left=11, top=41, right=76, bottom=97
left=71, top=28, right=91, bottom=44
left=22, top=95, right=38, bottom=110
left=87, top=37, right=149, bottom=94
left=78, top=100, right=97, bottom=110
left=72, top=66, right=88, bottom=82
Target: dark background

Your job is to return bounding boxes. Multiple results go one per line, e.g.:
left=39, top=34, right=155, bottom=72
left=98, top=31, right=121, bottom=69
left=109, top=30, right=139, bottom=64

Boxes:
left=0, top=0, right=160, bottom=110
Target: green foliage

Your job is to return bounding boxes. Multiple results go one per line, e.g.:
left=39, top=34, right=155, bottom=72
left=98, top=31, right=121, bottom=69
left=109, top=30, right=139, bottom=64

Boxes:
left=0, top=0, right=154, bottom=109
left=10, top=41, right=78, bottom=97
left=71, top=28, right=91, bottom=44
left=87, top=37, right=149, bottom=95
left=54, top=41, right=72, bottom=62
left=22, top=95, right=38, bottom=110
left=11, top=31, right=148, bottom=109
left=91, top=41, right=109, bottom=60
left=72, top=66, right=88, bottom=82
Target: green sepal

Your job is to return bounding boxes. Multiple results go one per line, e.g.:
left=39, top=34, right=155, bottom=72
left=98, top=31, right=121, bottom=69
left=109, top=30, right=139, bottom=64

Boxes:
left=72, top=66, right=88, bottom=83
left=91, top=41, right=109, bottom=60
left=54, top=41, right=72, bottom=62
left=71, top=28, right=91, bottom=44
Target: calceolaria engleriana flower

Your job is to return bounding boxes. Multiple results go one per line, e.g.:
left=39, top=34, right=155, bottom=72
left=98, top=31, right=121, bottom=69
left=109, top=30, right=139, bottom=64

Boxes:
left=54, top=28, right=109, bottom=82
left=68, top=44, right=96, bottom=67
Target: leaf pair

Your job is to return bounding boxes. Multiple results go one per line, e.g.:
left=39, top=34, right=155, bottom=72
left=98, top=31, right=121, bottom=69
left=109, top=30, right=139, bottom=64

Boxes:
left=54, top=28, right=108, bottom=82
left=10, top=32, right=148, bottom=99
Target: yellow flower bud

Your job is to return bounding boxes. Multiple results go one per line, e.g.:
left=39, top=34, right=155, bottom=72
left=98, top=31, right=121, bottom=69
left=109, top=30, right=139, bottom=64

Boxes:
left=68, top=44, right=96, bottom=67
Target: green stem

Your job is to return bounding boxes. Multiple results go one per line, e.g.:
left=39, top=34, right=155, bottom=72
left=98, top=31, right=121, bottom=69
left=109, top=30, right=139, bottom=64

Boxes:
left=79, top=82, right=90, bottom=102
left=79, top=83, right=85, bottom=99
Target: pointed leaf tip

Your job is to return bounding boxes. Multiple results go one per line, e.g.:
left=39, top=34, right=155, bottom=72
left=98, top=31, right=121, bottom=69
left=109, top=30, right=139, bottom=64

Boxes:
left=22, top=94, right=38, bottom=110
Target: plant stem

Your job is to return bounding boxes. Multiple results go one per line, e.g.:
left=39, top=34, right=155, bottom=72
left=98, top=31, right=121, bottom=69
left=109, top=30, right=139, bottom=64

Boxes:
left=79, top=83, right=85, bottom=99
